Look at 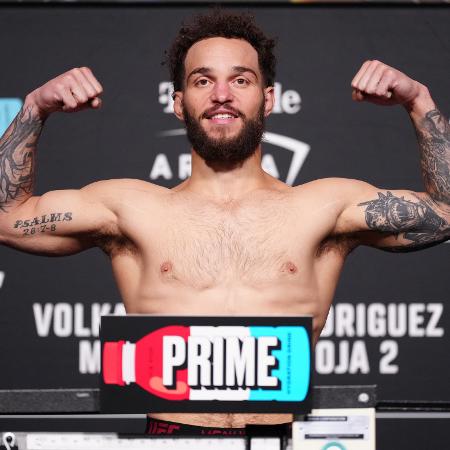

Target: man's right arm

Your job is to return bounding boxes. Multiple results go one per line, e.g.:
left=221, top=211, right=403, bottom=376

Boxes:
left=0, top=67, right=116, bottom=255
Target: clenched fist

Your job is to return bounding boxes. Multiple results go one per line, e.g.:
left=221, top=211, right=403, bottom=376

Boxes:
left=27, top=67, right=103, bottom=119
left=351, top=60, right=423, bottom=107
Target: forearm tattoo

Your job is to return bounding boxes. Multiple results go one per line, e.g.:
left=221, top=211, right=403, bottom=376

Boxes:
left=417, top=109, right=450, bottom=204
left=0, top=106, right=43, bottom=212
left=358, top=191, right=450, bottom=252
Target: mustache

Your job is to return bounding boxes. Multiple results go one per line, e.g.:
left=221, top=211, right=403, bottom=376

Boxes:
left=202, top=106, right=244, bottom=120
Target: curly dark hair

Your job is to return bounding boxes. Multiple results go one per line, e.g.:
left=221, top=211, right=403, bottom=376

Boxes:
left=166, top=9, right=277, bottom=92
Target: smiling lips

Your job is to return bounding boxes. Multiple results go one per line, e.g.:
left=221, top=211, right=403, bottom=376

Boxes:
left=204, top=108, right=241, bottom=125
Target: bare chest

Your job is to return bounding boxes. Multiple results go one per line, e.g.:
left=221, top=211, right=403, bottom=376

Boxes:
left=144, top=200, right=321, bottom=288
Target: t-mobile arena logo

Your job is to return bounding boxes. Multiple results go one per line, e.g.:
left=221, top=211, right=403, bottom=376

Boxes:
left=0, top=98, right=23, bottom=136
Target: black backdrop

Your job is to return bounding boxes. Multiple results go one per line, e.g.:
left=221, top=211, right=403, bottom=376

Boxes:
left=0, top=5, right=448, bottom=404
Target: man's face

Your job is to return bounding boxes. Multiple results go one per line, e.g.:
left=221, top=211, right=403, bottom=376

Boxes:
left=173, top=37, right=274, bottom=168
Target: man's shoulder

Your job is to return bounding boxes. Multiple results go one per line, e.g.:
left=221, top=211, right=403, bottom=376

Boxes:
left=292, top=177, right=372, bottom=196
left=82, top=178, right=170, bottom=197
left=289, top=178, right=376, bottom=217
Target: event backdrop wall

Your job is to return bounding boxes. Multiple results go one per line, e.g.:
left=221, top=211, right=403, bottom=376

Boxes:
left=0, top=5, right=448, bottom=403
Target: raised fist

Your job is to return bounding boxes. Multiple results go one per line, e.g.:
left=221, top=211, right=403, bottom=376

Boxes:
left=351, top=60, right=422, bottom=107
left=28, top=67, right=103, bottom=118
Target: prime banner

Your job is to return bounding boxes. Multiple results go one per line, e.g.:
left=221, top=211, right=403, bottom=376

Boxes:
left=100, top=315, right=312, bottom=413
left=0, top=5, right=448, bottom=405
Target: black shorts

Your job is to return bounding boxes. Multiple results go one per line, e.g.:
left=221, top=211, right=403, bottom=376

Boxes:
left=146, top=417, right=290, bottom=437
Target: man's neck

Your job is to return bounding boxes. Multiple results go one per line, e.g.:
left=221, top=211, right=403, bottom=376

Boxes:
left=185, top=147, right=269, bottom=201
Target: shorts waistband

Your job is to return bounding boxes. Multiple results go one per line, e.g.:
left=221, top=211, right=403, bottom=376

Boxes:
left=146, top=417, right=246, bottom=436
left=145, top=417, right=291, bottom=437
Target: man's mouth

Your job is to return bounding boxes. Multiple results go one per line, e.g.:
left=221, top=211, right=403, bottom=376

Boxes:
left=209, top=114, right=237, bottom=124
left=204, top=109, right=241, bottom=125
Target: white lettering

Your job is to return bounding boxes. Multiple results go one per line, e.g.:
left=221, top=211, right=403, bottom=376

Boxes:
left=163, top=336, right=186, bottom=387
left=188, top=337, right=212, bottom=387
left=178, top=153, right=192, bottom=179
left=335, top=303, right=355, bottom=337
left=0, top=271, right=5, bottom=289
left=334, top=340, right=350, bottom=374
left=426, top=303, right=444, bottom=337
left=149, top=153, right=172, bottom=180
left=319, top=302, right=445, bottom=339
left=349, top=340, right=370, bottom=374
left=315, top=340, right=334, bottom=374
left=367, top=303, right=386, bottom=337
left=33, top=303, right=53, bottom=337
left=257, top=336, right=278, bottom=387
left=79, top=340, right=100, bottom=374
left=281, top=90, right=301, bottom=114
left=74, top=303, right=90, bottom=337
left=316, top=340, right=370, bottom=374
left=379, top=340, right=399, bottom=374
left=91, top=303, right=112, bottom=337
left=320, top=302, right=445, bottom=338
left=225, top=336, right=255, bottom=387
left=272, top=82, right=282, bottom=114
left=261, top=153, right=280, bottom=179
left=320, top=308, right=333, bottom=338
left=53, top=303, right=73, bottom=337
left=212, top=336, right=224, bottom=386
left=33, top=302, right=124, bottom=338
left=409, top=303, right=425, bottom=337
left=387, top=303, right=407, bottom=337
left=113, top=303, right=126, bottom=316
left=272, top=82, right=301, bottom=114
left=356, top=303, right=366, bottom=337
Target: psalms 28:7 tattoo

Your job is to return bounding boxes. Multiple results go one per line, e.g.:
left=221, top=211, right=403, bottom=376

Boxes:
left=14, top=211, right=73, bottom=236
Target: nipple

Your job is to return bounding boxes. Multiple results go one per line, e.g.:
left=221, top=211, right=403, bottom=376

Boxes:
left=283, top=261, right=298, bottom=274
left=160, top=261, right=173, bottom=274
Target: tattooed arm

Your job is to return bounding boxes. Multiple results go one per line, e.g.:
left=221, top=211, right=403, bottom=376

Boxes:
left=354, top=189, right=449, bottom=252
left=0, top=68, right=118, bottom=255
left=333, top=61, right=449, bottom=251
left=0, top=67, right=102, bottom=212
left=0, top=99, right=42, bottom=211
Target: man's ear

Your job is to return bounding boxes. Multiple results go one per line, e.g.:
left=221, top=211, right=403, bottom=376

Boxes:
left=173, top=92, right=184, bottom=121
left=263, top=86, right=275, bottom=117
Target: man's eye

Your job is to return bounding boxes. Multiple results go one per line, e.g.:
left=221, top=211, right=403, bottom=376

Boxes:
left=235, top=78, right=249, bottom=86
left=196, top=79, right=210, bottom=87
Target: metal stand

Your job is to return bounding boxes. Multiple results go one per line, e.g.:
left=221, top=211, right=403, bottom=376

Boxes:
left=1, top=386, right=449, bottom=449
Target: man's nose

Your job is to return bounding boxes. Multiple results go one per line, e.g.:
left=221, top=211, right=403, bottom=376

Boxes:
left=210, top=81, right=233, bottom=103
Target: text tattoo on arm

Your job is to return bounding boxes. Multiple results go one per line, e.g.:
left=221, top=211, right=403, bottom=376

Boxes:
left=0, top=106, right=42, bottom=211
left=358, top=192, right=450, bottom=252
left=14, top=212, right=73, bottom=236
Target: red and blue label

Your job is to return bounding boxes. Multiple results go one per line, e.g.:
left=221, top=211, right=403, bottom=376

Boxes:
left=103, top=325, right=310, bottom=402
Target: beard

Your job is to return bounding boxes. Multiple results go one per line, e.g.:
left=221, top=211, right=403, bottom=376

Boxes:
left=183, top=101, right=265, bottom=171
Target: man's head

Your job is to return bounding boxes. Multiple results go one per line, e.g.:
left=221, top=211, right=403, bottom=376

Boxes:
left=166, top=10, right=277, bottom=170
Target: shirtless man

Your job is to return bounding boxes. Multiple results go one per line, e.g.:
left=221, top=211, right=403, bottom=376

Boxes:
left=0, top=11, right=449, bottom=430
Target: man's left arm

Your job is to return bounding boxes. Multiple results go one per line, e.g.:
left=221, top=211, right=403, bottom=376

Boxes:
left=337, top=60, right=450, bottom=251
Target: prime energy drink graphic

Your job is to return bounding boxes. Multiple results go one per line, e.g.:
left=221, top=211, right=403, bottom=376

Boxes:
left=100, top=316, right=312, bottom=413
